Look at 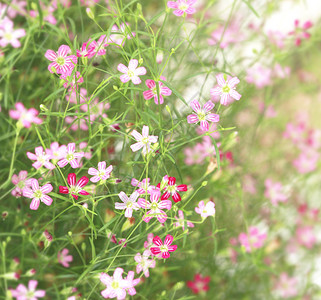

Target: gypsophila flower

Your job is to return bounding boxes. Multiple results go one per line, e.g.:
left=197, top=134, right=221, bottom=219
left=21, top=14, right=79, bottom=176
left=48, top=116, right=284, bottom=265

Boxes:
left=195, top=200, right=215, bottom=218
left=11, top=171, right=32, bottom=198
left=88, top=161, right=113, bottom=182
left=117, top=59, right=146, bottom=85
left=131, top=177, right=155, bottom=194
left=167, top=0, right=196, bottom=17
left=0, top=18, right=25, bottom=48
left=143, top=76, right=172, bottom=105
left=187, top=274, right=210, bottom=294
left=130, top=125, right=158, bottom=156
left=124, top=271, right=140, bottom=296
left=27, top=146, right=55, bottom=170
left=174, top=210, right=194, bottom=230
left=238, top=226, right=267, bottom=253
left=9, top=102, right=42, bottom=128
left=187, top=100, right=219, bottom=132
left=10, top=280, right=45, bottom=299
left=115, top=191, right=140, bottom=218
left=57, top=143, right=84, bottom=169
left=46, top=142, right=67, bottom=161
left=58, top=248, right=73, bottom=268
left=23, top=179, right=53, bottom=210
left=134, top=250, right=156, bottom=277
left=150, top=235, right=177, bottom=259
left=159, top=175, right=188, bottom=203
left=59, top=173, right=90, bottom=200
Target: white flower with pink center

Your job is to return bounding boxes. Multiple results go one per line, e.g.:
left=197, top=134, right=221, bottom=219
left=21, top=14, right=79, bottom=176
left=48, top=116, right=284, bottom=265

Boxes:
left=10, top=280, right=45, bottom=299
left=22, top=179, right=53, bottom=210
left=115, top=191, right=140, bottom=218
left=130, top=125, right=158, bottom=156
left=57, top=143, right=84, bottom=169
left=167, top=0, right=196, bottom=17
left=134, top=250, right=156, bottom=277
left=88, top=161, right=113, bottom=182
left=195, top=200, right=215, bottom=218
left=27, top=146, right=55, bottom=170
left=117, top=59, right=146, bottom=85
left=100, top=268, right=129, bottom=300
left=0, top=18, right=25, bottom=48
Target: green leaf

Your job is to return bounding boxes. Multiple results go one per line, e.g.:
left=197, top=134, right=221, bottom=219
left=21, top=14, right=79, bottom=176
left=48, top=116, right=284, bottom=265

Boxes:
left=242, top=0, right=259, bottom=18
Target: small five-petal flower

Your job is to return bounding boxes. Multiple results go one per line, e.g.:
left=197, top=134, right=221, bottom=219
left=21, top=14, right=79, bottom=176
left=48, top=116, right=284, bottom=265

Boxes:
left=88, top=161, right=113, bottom=183
left=23, top=179, right=53, bottom=210
left=130, top=125, right=158, bottom=156
left=115, top=191, right=140, bottom=218
left=117, top=59, right=146, bottom=85
left=150, top=235, right=177, bottom=259
left=59, top=173, right=90, bottom=200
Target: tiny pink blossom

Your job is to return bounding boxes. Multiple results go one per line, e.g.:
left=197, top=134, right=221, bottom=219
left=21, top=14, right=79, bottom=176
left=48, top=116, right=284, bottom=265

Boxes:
left=289, top=19, right=313, bottom=46
left=58, top=248, right=73, bottom=268
left=283, top=122, right=306, bottom=144
left=274, top=273, right=298, bottom=298
left=264, top=179, right=287, bottom=206
left=124, top=271, right=140, bottom=296
left=27, top=146, right=55, bottom=170
left=143, top=76, right=172, bottom=105
left=108, top=23, right=135, bottom=47
left=246, top=65, right=272, bottom=89
left=187, top=99, right=219, bottom=132
left=159, top=175, right=188, bottom=203
left=238, top=226, right=267, bottom=253
left=267, top=30, right=286, bottom=49
left=208, top=22, right=244, bottom=48
left=11, top=170, right=32, bottom=198
left=88, top=161, right=113, bottom=182
left=150, top=235, right=177, bottom=259
left=60, top=71, right=84, bottom=89
left=66, top=87, right=88, bottom=104
left=174, top=210, right=194, bottom=230
left=184, top=143, right=207, bottom=165
left=46, top=142, right=67, bottom=161
left=210, top=74, right=241, bottom=105
left=293, top=151, right=319, bottom=174
left=167, top=0, right=197, bottom=17
left=22, top=179, right=53, bottom=210
left=9, top=102, right=42, bottom=128
left=80, top=98, right=110, bottom=121
left=138, top=190, right=172, bottom=224
left=59, top=173, right=90, bottom=200
left=131, top=178, right=155, bottom=194
left=115, top=191, right=140, bottom=218
left=144, top=233, right=154, bottom=249
left=187, top=273, right=211, bottom=294
left=10, top=280, right=45, bottom=299
left=100, top=268, right=129, bottom=300
left=44, top=45, right=77, bottom=75
left=296, top=226, right=316, bottom=249
left=134, top=250, right=156, bottom=277
left=195, top=200, right=215, bottom=218
left=76, top=40, right=96, bottom=58
left=117, top=59, right=146, bottom=85
left=30, top=1, right=57, bottom=24
left=0, top=18, right=25, bottom=48
left=130, top=125, right=158, bottom=155
left=65, top=115, right=89, bottom=131
left=57, top=143, right=84, bottom=169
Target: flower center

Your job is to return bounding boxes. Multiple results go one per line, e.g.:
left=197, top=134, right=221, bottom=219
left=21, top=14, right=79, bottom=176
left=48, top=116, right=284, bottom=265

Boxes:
left=127, top=70, right=135, bottom=78
left=4, top=33, right=12, bottom=41
left=33, top=190, right=43, bottom=199
left=152, top=86, right=158, bottom=95
left=56, top=57, right=65, bottom=66
left=66, top=153, right=74, bottom=161
left=142, top=137, right=149, bottom=144
left=99, top=171, right=106, bottom=177
left=111, top=280, right=120, bottom=289
left=151, top=202, right=158, bottom=211
left=126, top=201, right=133, bottom=208
left=160, top=245, right=168, bottom=252
left=70, top=185, right=80, bottom=194
left=167, top=185, right=177, bottom=194
left=17, top=181, right=25, bottom=189
left=222, top=85, right=231, bottom=93
left=38, top=153, right=47, bottom=164
left=197, top=111, right=206, bottom=121
left=179, top=3, right=188, bottom=11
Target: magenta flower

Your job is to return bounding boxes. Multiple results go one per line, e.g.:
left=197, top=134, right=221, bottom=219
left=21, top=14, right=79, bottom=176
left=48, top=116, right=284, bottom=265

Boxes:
left=115, top=191, right=140, bottom=218
left=88, top=35, right=108, bottom=56
left=174, top=210, right=194, bottom=230
left=289, top=19, right=313, bottom=46
left=0, top=18, right=25, bottom=48
left=131, top=177, right=155, bottom=194
left=134, top=250, right=156, bottom=277
left=44, top=45, right=77, bottom=75
left=22, top=179, right=53, bottom=210
left=59, top=173, right=90, bottom=200
left=210, top=74, right=241, bottom=105
left=167, top=0, right=196, bottom=17
left=100, top=268, right=129, bottom=300
left=58, top=248, right=73, bottom=268
left=264, top=179, right=287, bottom=206
left=76, top=40, right=96, bottom=58
left=124, top=271, right=140, bottom=296
left=187, top=274, right=210, bottom=294
left=130, top=125, right=158, bottom=156
left=138, top=190, right=172, bottom=224
left=27, top=146, right=55, bottom=170
left=88, top=161, right=113, bottom=182
left=159, top=176, right=187, bottom=203
left=117, top=59, right=146, bottom=85
left=9, top=102, right=42, bottom=128
left=143, top=76, right=172, bottom=105
left=150, top=235, right=177, bottom=259
left=11, top=170, right=32, bottom=198
left=274, top=273, right=298, bottom=298
left=10, top=280, right=45, bottom=299
left=187, top=99, right=219, bottom=132
left=195, top=200, right=215, bottom=218
left=60, top=71, right=84, bottom=89
left=238, top=226, right=267, bottom=253
left=46, top=142, right=67, bottom=161
left=57, top=143, right=84, bottom=169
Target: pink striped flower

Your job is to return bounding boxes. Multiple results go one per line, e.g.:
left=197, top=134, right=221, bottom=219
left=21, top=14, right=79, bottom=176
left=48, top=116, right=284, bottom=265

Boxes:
left=138, top=190, right=172, bottom=224
left=187, top=100, right=219, bottom=132
left=10, top=280, right=45, bottom=299
left=174, top=210, right=194, bottom=230
left=9, top=102, right=42, bottom=128
left=88, top=161, right=113, bottom=182
left=46, top=142, right=67, bottom=161
left=59, top=173, right=90, bottom=200
left=108, top=23, right=135, bottom=47
left=134, top=250, right=156, bottom=277
left=27, top=146, right=55, bottom=170
left=167, top=0, right=196, bottom=17
left=238, top=226, right=267, bottom=253
left=44, top=45, right=77, bottom=75
left=57, top=143, right=84, bottom=169
left=124, top=271, right=140, bottom=296
left=143, top=76, right=172, bottom=105
left=210, top=74, right=241, bottom=105
left=117, top=59, right=146, bottom=85
left=150, top=235, right=177, bottom=259
left=22, top=179, right=53, bottom=210
left=76, top=40, right=96, bottom=58
left=130, top=125, right=158, bottom=156
left=131, top=177, right=155, bottom=194
left=195, top=200, right=215, bottom=218
left=115, top=191, right=140, bottom=218
left=100, top=268, right=129, bottom=300
left=159, top=176, right=187, bottom=203
left=11, top=170, right=32, bottom=198
left=58, top=248, right=73, bottom=268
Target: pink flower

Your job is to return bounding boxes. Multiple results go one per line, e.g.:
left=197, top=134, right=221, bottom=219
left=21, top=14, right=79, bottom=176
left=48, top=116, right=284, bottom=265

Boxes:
left=210, top=74, right=241, bottom=105
left=117, top=59, right=146, bottom=85
left=187, top=99, right=219, bottom=132
left=144, top=233, right=154, bottom=249
left=46, top=142, right=67, bottom=161
left=57, top=143, right=84, bottom=169
left=11, top=170, right=32, bottom=198
left=138, top=190, right=172, bottom=224
left=208, top=22, right=244, bottom=48
left=76, top=40, right=96, bottom=58
left=130, top=125, right=158, bottom=155
left=66, top=87, right=88, bottom=104
left=60, top=71, right=84, bottom=89
left=264, top=179, right=287, bottom=206
left=108, top=23, right=135, bottom=47
left=10, top=280, right=45, bottom=299
left=167, top=0, right=196, bottom=17
left=131, top=178, right=155, bottom=194
left=159, top=176, right=188, bottom=203
left=124, top=271, right=140, bottom=296
left=115, top=191, right=140, bottom=218
left=238, top=226, right=267, bottom=253
left=283, top=122, right=306, bottom=144
left=65, top=115, right=89, bottom=131
left=289, top=19, right=313, bottom=46
left=184, top=143, right=207, bottom=165
left=88, top=35, right=108, bottom=56
left=80, top=98, right=110, bottom=121
left=150, top=235, right=177, bottom=259
left=27, top=146, right=55, bottom=170
left=22, top=179, right=53, bottom=210
left=88, top=161, right=113, bottom=182
left=195, top=200, right=215, bottom=218
left=59, top=173, right=90, bottom=200
left=9, top=102, right=42, bottom=128
left=246, top=65, right=272, bottom=89
left=293, top=151, right=319, bottom=174
left=274, top=273, right=298, bottom=298
left=143, top=76, right=172, bottom=104
left=0, top=18, right=25, bottom=48
left=187, top=274, right=210, bottom=294
left=273, top=63, right=291, bottom=79
left=196, top=123, right=220, bottom=139
left=174, top=210, right=194, bottom=230
left=1, top=1, right=27, bottom=19
left=134, top=250, right=156, bottom=277
left=58, top=248, right=73, bottom=267
left=44, top=45, right=77, bottom=75
left=296, top=226, right=316, bottom=249
left=30, top=1, right=57, bottom=24
left=268, top=30, right=286, bottom=49
left=100, top=268, right=129, bottom=300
